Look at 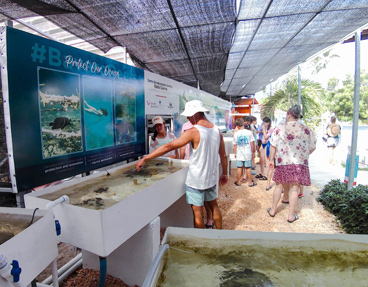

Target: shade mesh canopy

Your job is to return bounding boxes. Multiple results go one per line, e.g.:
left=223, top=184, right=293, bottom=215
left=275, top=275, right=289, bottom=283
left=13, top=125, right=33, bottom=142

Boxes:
left=1, top=0, right=367, bottom=99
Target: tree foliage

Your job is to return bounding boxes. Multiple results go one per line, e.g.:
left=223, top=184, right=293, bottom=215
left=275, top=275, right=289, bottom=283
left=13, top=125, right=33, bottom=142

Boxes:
left=262, top=77, right=324, bottom=129
left=310, top=50, right=340, bottom=75
left=324, top=70, right=368, bottom=124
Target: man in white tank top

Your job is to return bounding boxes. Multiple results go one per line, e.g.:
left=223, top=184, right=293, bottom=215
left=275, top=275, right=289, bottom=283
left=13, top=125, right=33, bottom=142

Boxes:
left=136, top=100, right=228, bottom=229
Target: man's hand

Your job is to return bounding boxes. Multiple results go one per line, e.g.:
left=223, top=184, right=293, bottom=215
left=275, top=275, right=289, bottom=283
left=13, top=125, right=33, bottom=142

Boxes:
left=136, top=157, right=146, bottom=171
left=219, top=174, right=228, bottom=185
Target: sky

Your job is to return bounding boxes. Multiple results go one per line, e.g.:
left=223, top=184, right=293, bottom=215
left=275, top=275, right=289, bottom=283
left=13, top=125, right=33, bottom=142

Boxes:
left=256, top=39, right=368, bottom=100
left=308, top=39, right=368, bottom=88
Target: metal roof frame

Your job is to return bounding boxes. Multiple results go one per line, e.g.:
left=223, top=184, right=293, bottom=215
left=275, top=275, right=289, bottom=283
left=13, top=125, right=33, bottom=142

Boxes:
left=1, top=0, right=368, bottom=100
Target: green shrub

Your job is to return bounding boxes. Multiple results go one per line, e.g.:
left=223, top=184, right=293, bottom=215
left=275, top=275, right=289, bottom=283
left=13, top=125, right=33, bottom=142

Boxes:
left=317, top=180, right=368, bottom=234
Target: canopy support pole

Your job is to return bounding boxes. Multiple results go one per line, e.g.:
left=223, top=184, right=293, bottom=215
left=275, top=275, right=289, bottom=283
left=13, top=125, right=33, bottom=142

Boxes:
left=298, top=66, right=301, bottom=107
left=348, top=29, right=361, bottom=189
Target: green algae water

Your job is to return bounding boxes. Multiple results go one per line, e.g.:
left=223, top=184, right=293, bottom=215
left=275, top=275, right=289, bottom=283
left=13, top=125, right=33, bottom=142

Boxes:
left=157, top=238, right=368, bottom=287
left=39, top=159, right=187, bottom=210
left=0, top=214, right=39, bottom=244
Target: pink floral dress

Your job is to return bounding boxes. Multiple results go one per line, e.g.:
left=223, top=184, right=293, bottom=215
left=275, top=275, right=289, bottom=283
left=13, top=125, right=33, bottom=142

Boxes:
left=270, top=121, right=316, bottom=185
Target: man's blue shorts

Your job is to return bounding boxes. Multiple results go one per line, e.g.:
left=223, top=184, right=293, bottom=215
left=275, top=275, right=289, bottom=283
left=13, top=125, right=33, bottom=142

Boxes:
left=186, top=185, right=217, bottom=207
left=236, top=160, right=252, bottom=168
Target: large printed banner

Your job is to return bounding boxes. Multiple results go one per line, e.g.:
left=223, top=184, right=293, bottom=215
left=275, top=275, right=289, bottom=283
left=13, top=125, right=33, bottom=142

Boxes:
left=144, top=72, right=180, bottom=115
left=145, top=71, right=231, bottom=137
left=0, top=27, right=145, bottom=192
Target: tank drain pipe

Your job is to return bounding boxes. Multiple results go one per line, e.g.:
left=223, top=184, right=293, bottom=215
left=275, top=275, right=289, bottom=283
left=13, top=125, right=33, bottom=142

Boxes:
left=0, top=255, right=24, bottom=287
left=98, top=257, right=107, bottom=287
left=45, top=196, right=69, bottom=287
left=56, top=256, right=82, bottom=285
left=142, top=244, right=170, bottom=287
left=51, top=259, right=59, bottom=287
left=46, top=195, right=69, bottom=211
left=41, top=253, right=82, bottom=286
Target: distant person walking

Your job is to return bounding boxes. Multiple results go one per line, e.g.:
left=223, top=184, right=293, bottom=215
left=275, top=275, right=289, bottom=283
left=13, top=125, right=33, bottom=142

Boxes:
left=266, top=105, right=316, bottom=223
left=233, top=118, right=256, bottom=187
left=180, top=121, right=194, bottom=160
left=137, top=100, right=228, bottom=229
left=325, top=116, right=341, bottom=164
left=250, top=116, right=258, bottom=172
left=256, top=117, right=273, bottom=182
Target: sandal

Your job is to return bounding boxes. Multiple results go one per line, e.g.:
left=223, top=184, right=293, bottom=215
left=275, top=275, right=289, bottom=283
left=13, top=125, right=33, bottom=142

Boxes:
left=259, top=176, right=268, bottom=181
left=234, top=181, right=241, bottom=186
left=248, top=182, right=257, bottom=187
left=205, top=223, right=215, bottom=229
left=267, top=208, right=275, bottom=218
left=255, top=174, right=263, bottom=179
left=287, top=214, right=299, bottom=223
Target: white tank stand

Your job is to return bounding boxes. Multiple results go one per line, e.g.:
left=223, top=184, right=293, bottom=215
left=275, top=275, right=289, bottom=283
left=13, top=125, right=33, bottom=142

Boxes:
left=82, top=217, right=160, bottom=286
left=160, top=194, right=193, bottom=228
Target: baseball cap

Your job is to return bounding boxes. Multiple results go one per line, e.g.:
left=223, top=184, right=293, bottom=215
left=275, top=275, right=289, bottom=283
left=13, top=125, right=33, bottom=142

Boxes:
left=181, top=100, right=209, bottom=117
left=152, top=116, right=164, bottom=126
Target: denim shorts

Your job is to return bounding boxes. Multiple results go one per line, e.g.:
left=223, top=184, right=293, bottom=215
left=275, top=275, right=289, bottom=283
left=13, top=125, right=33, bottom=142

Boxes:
left=186, top=184, right=217, bottom=206
left=236, top=160, right=252, bottom=168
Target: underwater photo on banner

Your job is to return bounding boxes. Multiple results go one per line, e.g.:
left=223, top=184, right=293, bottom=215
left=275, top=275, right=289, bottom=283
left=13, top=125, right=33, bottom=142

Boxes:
left=83, top=76, right=114, bottom=151
left=38, top=67, right=83, bottom=158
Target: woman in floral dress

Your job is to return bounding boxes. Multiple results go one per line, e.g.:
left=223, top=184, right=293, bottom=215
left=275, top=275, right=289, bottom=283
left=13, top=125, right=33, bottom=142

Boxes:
left=266, top=105, right=316, bottom=223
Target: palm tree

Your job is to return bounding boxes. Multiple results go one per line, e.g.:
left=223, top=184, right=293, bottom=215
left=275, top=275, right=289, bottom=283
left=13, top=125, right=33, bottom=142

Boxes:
left=262, top=77, right=324, bottom=125
left=311, top=50, right=340, bottom=75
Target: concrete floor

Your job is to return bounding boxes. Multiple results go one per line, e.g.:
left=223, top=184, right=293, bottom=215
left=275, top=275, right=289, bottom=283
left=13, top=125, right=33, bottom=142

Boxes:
left=309, top=140, right=368, bottom=189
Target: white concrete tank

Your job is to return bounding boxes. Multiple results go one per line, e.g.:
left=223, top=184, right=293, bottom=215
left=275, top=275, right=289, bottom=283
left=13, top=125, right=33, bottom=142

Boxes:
left=24, top=158, right=189, bottom=257
left=144, top=227, right=368, bottom=287
left=0, top=207, right=58, bottom=286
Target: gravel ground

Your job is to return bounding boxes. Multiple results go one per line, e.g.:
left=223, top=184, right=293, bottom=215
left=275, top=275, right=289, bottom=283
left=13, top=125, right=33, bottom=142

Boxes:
left=38, top=165, right=343, bottom=286
left=218, top=165, right=343, bottom=234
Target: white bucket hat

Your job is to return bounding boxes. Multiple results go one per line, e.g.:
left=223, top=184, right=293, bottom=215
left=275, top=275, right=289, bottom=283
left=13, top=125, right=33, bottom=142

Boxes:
left=181, top=100, right=209, bottom=117
left=152, top=116, right=164, bottom=126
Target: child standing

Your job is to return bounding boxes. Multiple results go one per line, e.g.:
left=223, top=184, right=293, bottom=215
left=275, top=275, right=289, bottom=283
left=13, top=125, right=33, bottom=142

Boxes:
left=233, top=118, right=256, bottom=187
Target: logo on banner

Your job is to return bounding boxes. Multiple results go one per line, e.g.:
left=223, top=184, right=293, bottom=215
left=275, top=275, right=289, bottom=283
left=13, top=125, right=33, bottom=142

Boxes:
left=147, top=100, right=158, bottom=108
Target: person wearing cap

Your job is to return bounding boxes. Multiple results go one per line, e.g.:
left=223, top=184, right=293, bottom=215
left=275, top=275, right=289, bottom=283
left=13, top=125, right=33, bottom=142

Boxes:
left=325, top=116, right=341, bottom=164
left=266, top=104, right=316, bottom=223
left=149, top=116, right=178, bottom=159
left=136, top=100, right=228, bottom=229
